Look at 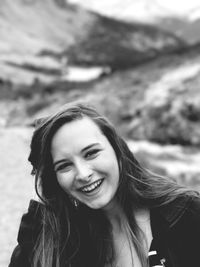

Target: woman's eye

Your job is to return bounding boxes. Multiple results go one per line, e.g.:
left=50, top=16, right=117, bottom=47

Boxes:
left=56, top=163, right=72, bottom=172
left=85, top=149, right=100, bottom=159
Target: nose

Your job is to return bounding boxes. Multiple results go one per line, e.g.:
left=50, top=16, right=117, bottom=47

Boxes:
left=75, top=160, right=92, bottom=183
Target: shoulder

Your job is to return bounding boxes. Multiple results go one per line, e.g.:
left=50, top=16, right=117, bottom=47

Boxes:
left=167, top=194, right=200, bottom=264
left=182, top=194, right=200, bottom=226
left=187, top=194, right=200, bottom=214
left=157, top=193, right=200, bottom=227
left=17, top=199, right=44, bottom=245
left=9, top=200, right=44, bottom=267
left=150, top=194, right=200, bottom=266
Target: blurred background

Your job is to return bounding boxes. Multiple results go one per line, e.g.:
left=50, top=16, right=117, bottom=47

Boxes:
left=1, top=0, right=200, bottom=265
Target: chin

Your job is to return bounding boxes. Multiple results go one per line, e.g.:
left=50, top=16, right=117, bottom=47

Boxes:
left=86, top=201, right=107, bottom=210
left=86, top=196, right=114, bottom=210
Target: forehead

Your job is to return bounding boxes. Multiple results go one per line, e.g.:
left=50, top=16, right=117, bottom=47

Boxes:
left=51, top=117, right=107, bottom=152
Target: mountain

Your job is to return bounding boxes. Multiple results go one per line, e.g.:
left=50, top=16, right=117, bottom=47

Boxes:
left=0, top=0, right=186, bottom=84
left=156, top=17, right=200, bottom=44
left=66, top=15, right=186, bottom=69
left=69, top=0, right=200, bottom=45
left=0, top=0, right=95, bottom=84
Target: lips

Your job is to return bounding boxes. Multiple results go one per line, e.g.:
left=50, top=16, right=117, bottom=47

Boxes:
left=78, top=178, right=104, bottom=194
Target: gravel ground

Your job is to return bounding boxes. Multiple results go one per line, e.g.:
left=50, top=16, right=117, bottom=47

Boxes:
left=0, top=127, right=34, bottom=267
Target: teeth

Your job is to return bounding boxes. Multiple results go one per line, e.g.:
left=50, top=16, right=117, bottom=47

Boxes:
left=81, top=179, right=102, bottom=193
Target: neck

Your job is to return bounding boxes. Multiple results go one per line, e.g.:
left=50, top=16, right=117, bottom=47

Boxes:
left=103, top=199, right=150, bottom=235
left=134, top=208, right=150, bottom=223
left=103, top=199, right=126, bottom=230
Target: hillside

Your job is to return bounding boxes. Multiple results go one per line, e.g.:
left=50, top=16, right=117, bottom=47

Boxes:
left=0, top=0, right=186, bottom=84
left=70, top=0, right=200, bottom=45
left=2, top=44, right=200, bottom=145
left=156, top=17, right=200, bottom=45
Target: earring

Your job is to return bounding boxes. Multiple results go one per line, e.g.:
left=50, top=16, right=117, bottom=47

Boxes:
left=69, top=195, right=79, bottom=208
left=73, top=199, right=79, bottom=208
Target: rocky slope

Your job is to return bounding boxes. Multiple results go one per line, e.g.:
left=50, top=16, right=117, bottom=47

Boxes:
left=4, top=45, right=200, bottom=145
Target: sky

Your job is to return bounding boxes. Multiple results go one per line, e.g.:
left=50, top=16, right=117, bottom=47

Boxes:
left=155, top=0, right=200, bottom=13
left=68, top=0, right=200, bottom=21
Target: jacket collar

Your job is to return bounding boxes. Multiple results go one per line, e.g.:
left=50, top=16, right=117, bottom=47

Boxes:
left=157, top=194, right=193, bottom=227
left=150, top=194, right=193, bottom=238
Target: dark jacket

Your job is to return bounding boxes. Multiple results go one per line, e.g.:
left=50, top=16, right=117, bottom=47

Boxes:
left=9, top=194, right=200, bottom=267
left=150, top=194, right=200, bottom=266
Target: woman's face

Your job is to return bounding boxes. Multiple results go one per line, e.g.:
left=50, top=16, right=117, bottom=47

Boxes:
left=51, top=117, right=120, bottom=210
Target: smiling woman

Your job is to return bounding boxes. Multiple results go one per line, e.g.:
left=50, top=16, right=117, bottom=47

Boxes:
left=51, top=117, right=120, bottom=210
left=9, top=102, right=200, bottom=267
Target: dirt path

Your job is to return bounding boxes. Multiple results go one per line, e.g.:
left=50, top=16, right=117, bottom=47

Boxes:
left=0, top=127, right=33, bottom=267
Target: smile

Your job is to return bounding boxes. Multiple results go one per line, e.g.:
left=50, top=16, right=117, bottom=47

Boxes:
left=79, top=179, right=104, bottom=194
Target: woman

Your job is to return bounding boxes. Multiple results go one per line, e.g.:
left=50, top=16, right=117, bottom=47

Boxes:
left=9, top=102, right=200, bottom=267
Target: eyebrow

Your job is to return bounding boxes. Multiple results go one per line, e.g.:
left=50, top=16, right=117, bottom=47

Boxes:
left=81, top=143, right=100, bottom=153
left=53, top=143, right=100, bottom=169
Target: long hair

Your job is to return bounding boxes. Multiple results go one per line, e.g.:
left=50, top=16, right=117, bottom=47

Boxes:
left=29, top=102, right=194, bottom=267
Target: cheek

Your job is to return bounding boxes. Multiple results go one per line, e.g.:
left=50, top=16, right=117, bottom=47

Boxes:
left=99, top=151, right=119, bottom=181
left=105, top=150, right=119, bottom=172
left=56, top=173, right=73, bottom=192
